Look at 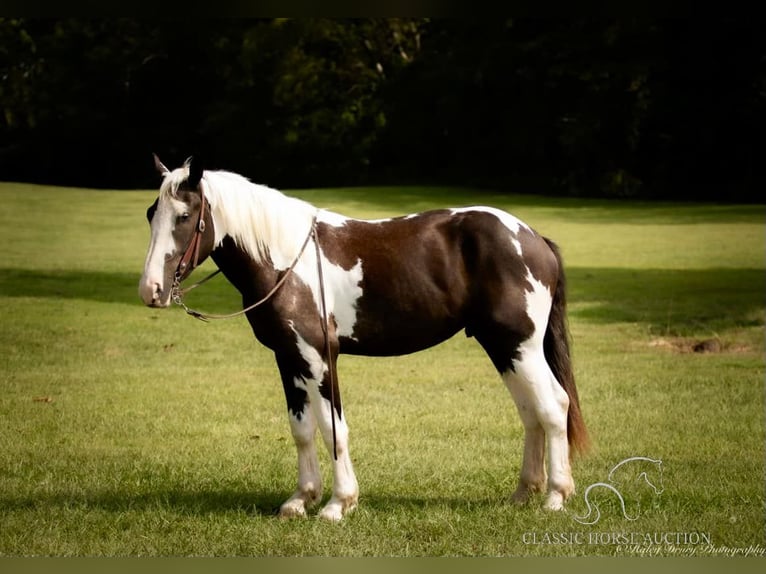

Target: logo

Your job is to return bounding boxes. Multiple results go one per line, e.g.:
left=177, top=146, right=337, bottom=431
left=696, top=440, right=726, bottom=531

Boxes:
left=573, top=456, right=664, bottom=525
left=522, top=457, right=730, bottom=554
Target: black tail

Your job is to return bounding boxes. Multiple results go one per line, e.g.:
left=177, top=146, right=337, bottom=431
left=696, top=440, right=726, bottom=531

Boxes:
left=542, top=238, right=589, bottom=456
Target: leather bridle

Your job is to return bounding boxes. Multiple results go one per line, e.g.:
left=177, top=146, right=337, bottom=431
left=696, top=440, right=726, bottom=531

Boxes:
left=176, top=186, right=209, bottom=281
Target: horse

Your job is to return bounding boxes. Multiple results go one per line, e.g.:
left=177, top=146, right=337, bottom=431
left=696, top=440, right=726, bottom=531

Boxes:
left=138, top=155, right=588, bottom=521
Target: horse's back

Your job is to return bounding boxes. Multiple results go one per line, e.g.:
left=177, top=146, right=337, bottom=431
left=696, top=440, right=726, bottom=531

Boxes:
left=320, top=207, right=555, bottom=357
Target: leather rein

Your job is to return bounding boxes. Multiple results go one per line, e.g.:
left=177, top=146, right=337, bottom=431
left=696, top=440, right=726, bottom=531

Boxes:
left=168, top=188, right=339, bottom=459
left=170, top=210, right=318, bottom=323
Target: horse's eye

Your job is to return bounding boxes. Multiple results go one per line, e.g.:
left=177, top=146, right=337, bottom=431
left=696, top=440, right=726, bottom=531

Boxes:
left=179, top=212, right=190, bottom=222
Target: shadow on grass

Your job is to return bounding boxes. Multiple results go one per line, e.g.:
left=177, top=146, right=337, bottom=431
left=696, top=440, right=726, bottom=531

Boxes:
left=568, top=267, right=765, bottom=335
left=1, top=266, right=763, bottom=335
left=0, top=267, right=240, bottom=312
left=0, top=488, right=521, bottom=519
left=0, top=487, right=287, bottom=517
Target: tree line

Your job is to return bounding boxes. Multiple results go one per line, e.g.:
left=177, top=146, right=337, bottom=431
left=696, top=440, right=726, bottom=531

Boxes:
left=1, top=18, right=763, bottom=200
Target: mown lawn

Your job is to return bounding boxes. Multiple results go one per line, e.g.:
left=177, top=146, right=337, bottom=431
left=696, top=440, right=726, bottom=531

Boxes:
left=0, top=181, right=763, bottom=557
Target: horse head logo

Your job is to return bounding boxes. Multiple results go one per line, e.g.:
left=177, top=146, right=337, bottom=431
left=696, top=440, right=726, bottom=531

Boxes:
left=573, top=456, right=664, bottom=525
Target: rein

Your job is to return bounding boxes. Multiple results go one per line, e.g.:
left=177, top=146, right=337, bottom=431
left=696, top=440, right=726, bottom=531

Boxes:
left=170, top=214, right=318, bottom=322
left=169, top=207, right=338, bottom=459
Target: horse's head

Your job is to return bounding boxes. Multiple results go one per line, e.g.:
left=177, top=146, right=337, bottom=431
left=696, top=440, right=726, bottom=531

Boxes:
left=138, top=155, right=216, bottom=308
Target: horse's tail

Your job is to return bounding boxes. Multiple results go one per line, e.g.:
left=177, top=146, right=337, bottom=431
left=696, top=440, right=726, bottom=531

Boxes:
left=543, top=237, right=589, bottom=456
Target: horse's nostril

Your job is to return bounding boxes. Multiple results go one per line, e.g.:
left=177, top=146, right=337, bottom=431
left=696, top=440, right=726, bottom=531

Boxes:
left=153, top=284, right=162, bottom=301
left=139, top=279, right=165, bottom=307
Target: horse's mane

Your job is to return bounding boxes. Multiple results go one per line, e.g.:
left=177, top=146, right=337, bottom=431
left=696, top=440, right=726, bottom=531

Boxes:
left=160, top=166, right=317, bottom=267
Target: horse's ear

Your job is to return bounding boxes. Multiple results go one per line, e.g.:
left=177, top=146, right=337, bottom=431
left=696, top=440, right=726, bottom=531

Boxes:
left=153, top=153, right=170, bottom=176
left=185, top=156, right=204, bottom=189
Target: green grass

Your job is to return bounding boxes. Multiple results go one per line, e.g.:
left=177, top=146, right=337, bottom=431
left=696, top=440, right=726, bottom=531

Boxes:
left=0, top=181, right=763, bottom=557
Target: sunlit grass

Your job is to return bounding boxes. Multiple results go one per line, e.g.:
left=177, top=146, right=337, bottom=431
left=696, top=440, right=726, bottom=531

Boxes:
left=0, top=181, right=763, bottom=556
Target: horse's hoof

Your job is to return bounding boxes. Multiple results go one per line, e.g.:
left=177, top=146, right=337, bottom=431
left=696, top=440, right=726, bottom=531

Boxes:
left=318, top=498, right=357, bottom=522
left=511, top=479, right=546, bottom=505
left=543, top=491, right=565, bottom=511
left=511, top=487, right=531, bottom=505
left=279, top=499, right=308, bottom=518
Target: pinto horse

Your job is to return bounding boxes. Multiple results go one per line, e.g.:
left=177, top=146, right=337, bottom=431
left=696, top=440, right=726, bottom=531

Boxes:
left=138, top=156, right=588, bottom=521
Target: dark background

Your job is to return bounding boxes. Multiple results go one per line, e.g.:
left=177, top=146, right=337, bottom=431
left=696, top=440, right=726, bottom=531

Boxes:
left=1, top=18, right=763, bottom=200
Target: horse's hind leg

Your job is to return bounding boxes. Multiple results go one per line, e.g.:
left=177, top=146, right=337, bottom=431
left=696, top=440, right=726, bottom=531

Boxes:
left=503, top=348, right=574, bottom=510
left=475, top=317, right=574, bottom=510
left=505, top=382, right=547, bottom=504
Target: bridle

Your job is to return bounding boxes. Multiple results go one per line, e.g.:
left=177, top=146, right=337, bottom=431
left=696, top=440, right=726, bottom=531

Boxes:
left=169, top=184, right=219, bottom=313
left=165, top=186, right=339, bottom=459
left=169, top=195, right=318, bottom=324
left=175, top=185, right=209, bottom=283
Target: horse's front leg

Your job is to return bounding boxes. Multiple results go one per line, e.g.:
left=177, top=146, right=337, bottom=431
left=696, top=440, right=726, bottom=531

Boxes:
left=276, top=356, right=323, bottom=518
left=295, top=332, right=358, bottom=521
left=277, top=335, right=359, bottom=521
left=279, top=405, right=324, bottom=517
left=307, top=366, right=359, bottom=522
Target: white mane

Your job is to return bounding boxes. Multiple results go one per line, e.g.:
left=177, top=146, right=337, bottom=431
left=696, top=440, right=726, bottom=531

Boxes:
left=160, top=166, right=317, bottom=268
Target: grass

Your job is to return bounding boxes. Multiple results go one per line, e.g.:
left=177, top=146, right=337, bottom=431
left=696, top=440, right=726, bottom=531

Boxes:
left=0, top=181, right=763, bottom=557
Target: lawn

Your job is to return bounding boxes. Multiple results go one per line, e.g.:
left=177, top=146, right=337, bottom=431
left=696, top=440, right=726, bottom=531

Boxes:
left=0, top=181, right=763, bottom=557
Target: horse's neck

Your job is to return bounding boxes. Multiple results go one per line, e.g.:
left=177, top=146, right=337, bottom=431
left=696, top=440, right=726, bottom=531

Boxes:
left=211, top=236, right=282, bottom=303
left=206, top=174, right=315, bottom=267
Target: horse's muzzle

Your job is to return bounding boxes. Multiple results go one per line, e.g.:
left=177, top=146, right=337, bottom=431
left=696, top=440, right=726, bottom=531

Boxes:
left=138, top=279, right=170, bottom=308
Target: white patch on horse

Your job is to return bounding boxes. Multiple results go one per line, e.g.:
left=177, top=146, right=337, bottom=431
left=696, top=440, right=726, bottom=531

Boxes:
left=317, top=210, right=350, bottom=227
left=319, top=210, right=397, bottom=226
left=302, top=252, right=363, bottom=340
left=289, top=241, right=363, bottom=342
left=450, top=206, right=529, bottom=234
left=326, top=258, right=363, bottom=339
left=292, top=329, right=326, bottom=381
left=520, top=266, right=553, bottom=349
left=450, top=206, right=529, bottom=255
